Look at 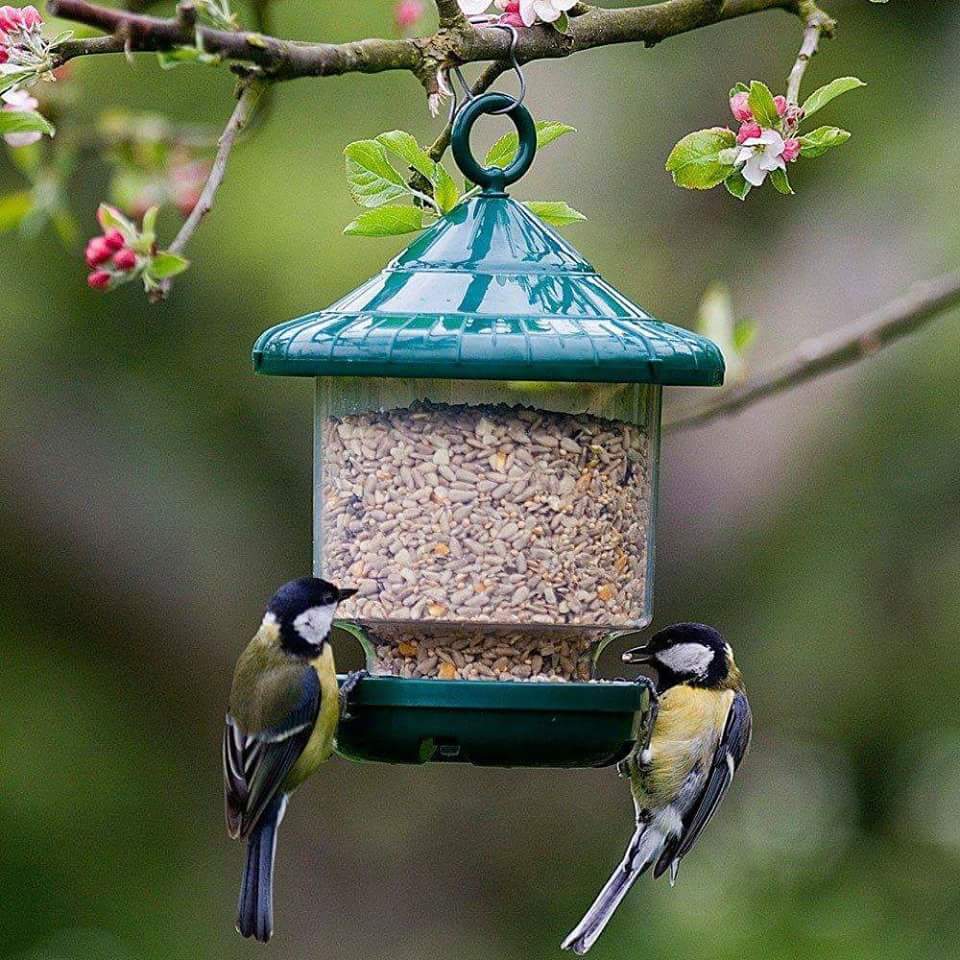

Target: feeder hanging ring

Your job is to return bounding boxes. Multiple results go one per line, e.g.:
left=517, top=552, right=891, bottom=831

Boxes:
left=451, top=91, right=537, bottom=194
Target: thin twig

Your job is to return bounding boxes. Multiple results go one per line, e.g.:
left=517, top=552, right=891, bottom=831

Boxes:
left=786, top=3, right=835, bottom=104
left=666, top=272, right=960, bottom=431
left=151, top=77, right=265, bottom=300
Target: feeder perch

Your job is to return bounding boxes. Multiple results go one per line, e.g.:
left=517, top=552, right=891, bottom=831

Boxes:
left=253, top=93, right=724, bottom=767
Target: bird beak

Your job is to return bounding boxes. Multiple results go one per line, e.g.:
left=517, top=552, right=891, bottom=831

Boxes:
left=337, top=587, right=358, bottom=602
left=622, top=644, right=653, bottom=664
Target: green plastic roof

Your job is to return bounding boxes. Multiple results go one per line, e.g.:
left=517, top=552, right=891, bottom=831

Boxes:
left=253, top=195, right=725, bottom=386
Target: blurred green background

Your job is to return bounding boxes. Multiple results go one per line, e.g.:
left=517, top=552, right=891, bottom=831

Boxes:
left=3, top=1, right=960, bottom=958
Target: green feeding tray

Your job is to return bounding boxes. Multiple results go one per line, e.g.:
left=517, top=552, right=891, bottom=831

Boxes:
left=256, top=94, right=724, bottom=768
left=336, top=674, right=651, bottom=767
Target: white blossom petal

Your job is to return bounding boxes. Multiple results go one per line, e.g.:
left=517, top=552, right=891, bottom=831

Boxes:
left=741, top=154, right=768, bottom=187
left=757, top=129, right=784, bottom=148
left=758, top=152, right=786, bottom=173
left=534, top=1, right=561, bottom=21
left=457, top=0, right=493, bottom=15
left=519, top=0, right=538, bottom=25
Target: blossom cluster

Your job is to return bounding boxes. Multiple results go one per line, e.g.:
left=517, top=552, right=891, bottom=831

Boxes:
left=666, top=77, right=862, bottom=199
left=83, top=203, right=189, bottom=293
left=457, top=0, right=576, bottom=28
left=0, top=5, right=48, bottom=75
left=86, top=226, right=140, bottom=289
left=728, top=90, right=801, bottom=188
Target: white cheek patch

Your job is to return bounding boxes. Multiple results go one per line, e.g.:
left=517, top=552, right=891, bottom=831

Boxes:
left=293, top=604, right=336, bottom=646
left=656, top=642, right=714, bottom=678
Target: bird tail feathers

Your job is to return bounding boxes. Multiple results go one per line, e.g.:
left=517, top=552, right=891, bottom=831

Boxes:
left=237, top=793, right=287, bottom=943
left=561, top=821, right=664, bottom=955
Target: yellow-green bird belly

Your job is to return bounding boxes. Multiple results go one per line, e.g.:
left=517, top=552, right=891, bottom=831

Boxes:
left=285, top=644, right=339, bottom=791
left=634, top=685, right=735, bottom=810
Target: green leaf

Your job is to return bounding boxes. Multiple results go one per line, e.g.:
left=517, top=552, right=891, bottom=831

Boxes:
left=97, top=202, right=137, bottom=240
left=343, top=140, right=409, bottom=208
left=733, top=319, right=757, bottom=353
left=484, top=120, right=576, bottom=170
left=769, top=167, right=794, bottom=195
left=728, top=82, right=750, bottom=98
left=552, top=11, right=569, bottom=32
left=146, top=251, right=190, bottom=279
left=432, top=162, right=460, bottom=214
left=0, top=71, right=34, bottom=96
left=344, top=205, right=427, bottom=237
left=665, top=127, right=737, bottom=190
left=0, top=190, right=33, bottom=232
left=0, top=109, right=54, bottom=138
left=798, top=125, right=851, bottom=158
left=141, top=205, right=159, bottom=245
left=156, top=46, right=221, bottom=69
left=723, top=170, right=751, bottom=200
left=801, top=77, right=866, bottom=118
left=747, top=80, right=779, bottom=128
left=376, top=130, right=436, bottom=181
left=524, top=201, right=587, bottom=227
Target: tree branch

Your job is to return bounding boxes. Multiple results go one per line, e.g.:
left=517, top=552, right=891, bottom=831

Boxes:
left=666, top=272, right=960, bottom=431
left=47, top=0, right=804, bottom=85
left=786, top=2, right=835, bottom=104
left=151, top=76, right=265, bottom=301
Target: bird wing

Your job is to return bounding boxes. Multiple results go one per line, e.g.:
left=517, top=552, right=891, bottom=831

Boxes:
left=653, top=690, right=752, bottom=877
left=223, top=664, right=320, bottom=840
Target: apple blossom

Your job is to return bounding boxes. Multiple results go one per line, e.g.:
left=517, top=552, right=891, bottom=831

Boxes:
left=736, top=121, right=762, bottom=145
left=729, top=92, right=752, bottom=123
left=774, top=95, right=788, bottom=117
left=393, top=0, right=424, bottom=30
left=735, top=129, right=787, bottom=187
left=2, top=87, right=40, bottom=147
left=782, top=137, right=800, bottom=163
left=517, top=0, right=576, bottom=25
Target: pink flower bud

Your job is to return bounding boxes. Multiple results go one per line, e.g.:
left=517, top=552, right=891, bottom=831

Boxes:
left=87, top=270, right=111, bottom=290
left=0, top=7, right=18, bottom=32
left=103, top=229, right=126, bottom=251
left=736, top=121, right=762, bottom=144
left=729, top=92, right=752, bottom=123
left=113, top=248, right=137, bottom=271
left=20, top=4, right=41, bottom=28
left=0, top=48, right=7, bottom=64
left=774, top=95, right=788, bottom=117
left=393, top=0, right=423, bottom=29
left=782, top=137, right=801, bottom=162
left=85, top=236, right=113, bottom=268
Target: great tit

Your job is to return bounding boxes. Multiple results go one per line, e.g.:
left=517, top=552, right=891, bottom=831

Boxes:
left=223, top=576, right=362, bottom=943
left=562, top=623, right=751, bottom=955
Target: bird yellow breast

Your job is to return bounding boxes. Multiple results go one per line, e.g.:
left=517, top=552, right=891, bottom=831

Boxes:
left=284, top=644, right=339, bottom=792
left=640, top=686, right=734, bottom=808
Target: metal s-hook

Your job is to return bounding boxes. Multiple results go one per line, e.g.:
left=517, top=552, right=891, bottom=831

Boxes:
left=445, top=17, right=527, bottom=124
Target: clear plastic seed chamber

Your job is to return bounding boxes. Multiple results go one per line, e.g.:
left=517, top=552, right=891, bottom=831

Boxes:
left=252, top=94, right=724, bottom=768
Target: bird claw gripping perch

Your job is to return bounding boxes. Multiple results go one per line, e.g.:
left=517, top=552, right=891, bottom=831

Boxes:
left=339, top=669, right=369, bottom=722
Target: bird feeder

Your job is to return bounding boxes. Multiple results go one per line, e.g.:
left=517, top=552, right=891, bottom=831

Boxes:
left=252, top=94, right=724, bottom=768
